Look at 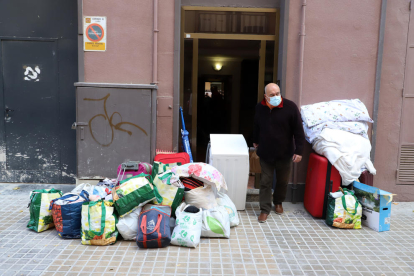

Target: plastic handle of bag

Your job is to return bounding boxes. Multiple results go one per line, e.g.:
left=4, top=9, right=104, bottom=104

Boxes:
left=341, top=190, right=359, bottom=216
left=29, top=189, right=61, bottom=208
left=48, top=188, right=63, bottom=197
left=88, top=200, right=106, bottom=236
left=158, top=172, right=173, bottom=185
left=49, top=194, right=80, bottom=210
left=140, top=214, right=162, bottom=235
left=145, top=174, right=153, bottom=184
left=140, top=215, right=147, bottom=234
left=79, top=190, right=89, bottom=201
left=27, top=192, right=38, bottom=208
left=152, top=184, right=163, bottom=204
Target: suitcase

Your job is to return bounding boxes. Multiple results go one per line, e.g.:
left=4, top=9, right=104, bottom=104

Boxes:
left=154, top=152, right=190, bottom=165
left=304, top=152, right=341, bottom=219
left=116, top=161, right=152, bottom=183
left=359, top=170, right=373, bottom=186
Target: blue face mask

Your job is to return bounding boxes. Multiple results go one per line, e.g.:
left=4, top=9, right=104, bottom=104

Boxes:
left=268, top=95, right=282, bottom=106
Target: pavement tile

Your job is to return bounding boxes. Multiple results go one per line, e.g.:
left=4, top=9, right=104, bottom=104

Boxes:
left=1, top=189, right=413, bottom=276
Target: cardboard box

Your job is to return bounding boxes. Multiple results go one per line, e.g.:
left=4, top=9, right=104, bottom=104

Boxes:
left=353, top=181, right=393, bottom=232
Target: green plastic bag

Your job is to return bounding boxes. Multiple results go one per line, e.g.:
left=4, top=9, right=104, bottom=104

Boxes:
left=326, top=188, right=362, bottom=229
left=27, top=188, right=62, bottom=232
left=151, top=161, right=181, bottom=179
left=81, top=200, right=118, bottom=245
left=152, top=171, right=185, bottom=215
left=112, top=173, right=162, bottom=217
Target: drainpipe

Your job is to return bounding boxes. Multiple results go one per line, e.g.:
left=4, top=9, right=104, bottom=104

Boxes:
left=152, top=0, right=159, bottom=84
left=292, top=0, right=307, bottom=204
left=371, top=0, right=387, bottom=163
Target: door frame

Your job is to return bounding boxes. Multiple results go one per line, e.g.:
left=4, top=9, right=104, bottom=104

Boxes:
left=0, top=36, right=60, bottom=177
left=180, top=6, right=280, bottom=157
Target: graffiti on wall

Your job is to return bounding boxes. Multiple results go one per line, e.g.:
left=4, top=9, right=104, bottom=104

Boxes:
left=84, top=93, right=148, bottom=147
left=23, top=65, right=41, bottom=82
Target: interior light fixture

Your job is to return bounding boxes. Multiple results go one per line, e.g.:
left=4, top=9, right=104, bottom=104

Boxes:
left=213, top=63, right=223, bottom=71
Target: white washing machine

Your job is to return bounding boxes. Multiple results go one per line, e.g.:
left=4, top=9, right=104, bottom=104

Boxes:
left=207, top=134, right=249, bottom=210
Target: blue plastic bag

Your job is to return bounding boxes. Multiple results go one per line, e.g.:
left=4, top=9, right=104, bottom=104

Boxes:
left=50, top=191, right=89, bottom=239
left=136, top=206, right=171, bottom=248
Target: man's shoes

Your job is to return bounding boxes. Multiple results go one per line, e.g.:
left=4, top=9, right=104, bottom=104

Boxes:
left=275, top=204, right=284, bottom=215
left=258, top=212, right=268, bottom=223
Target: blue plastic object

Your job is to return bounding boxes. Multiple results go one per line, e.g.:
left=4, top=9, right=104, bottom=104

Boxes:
left=49, top=191, right=89, bottom=239
left=180, top=106, right=194, bottom=163
left=137, top=207, right=171, bottom=248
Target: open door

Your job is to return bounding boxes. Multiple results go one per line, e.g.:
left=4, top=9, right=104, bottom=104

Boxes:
left=180, top=7, right=280, bottom=161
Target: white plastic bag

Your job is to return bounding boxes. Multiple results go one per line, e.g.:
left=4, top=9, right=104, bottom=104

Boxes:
left=171, top=203, right=202, bottom=248
left=116, top=207, right=142, bottom=240
left=71, top=183, right=95, bottom=196
left=216, top=192, right=240, bottom=227
left=93, top=186, right=109, bottom=198
left=201, top=206, right=230, bottom=238
left=184, top=185, right=217, bottom=210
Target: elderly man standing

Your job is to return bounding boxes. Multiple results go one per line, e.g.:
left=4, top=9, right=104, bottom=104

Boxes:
left=253, top=83, right=305, bottom=223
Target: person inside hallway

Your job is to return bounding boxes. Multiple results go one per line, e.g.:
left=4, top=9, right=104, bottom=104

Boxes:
left=253, top=83, right=305, bottom=223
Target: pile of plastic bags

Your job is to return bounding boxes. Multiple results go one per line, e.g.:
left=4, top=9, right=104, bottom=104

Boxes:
left=27, top=161, right=240, bottom=249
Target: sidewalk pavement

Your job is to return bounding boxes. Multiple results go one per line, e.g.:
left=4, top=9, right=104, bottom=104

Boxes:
left=1, top=183, right=414, bottom=276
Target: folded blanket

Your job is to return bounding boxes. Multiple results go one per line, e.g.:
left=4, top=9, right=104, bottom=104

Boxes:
left=301, top=99, right=373, bottom=128
left=313, top=128, right=376, bottom=186
left=303, top=121, right=369, bottom=144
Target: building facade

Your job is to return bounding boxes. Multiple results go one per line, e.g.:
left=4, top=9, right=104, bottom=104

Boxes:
left=0, top=0, right=413, bottom=200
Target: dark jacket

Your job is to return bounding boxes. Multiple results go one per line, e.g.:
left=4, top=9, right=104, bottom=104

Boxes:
left=253, top=97, right=305, bottom=162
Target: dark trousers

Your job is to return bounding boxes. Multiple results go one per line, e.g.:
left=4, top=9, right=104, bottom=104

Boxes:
left=259, top=158, right=292, bottom=214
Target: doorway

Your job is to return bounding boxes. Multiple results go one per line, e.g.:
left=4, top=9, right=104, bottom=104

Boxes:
left=180, top=7, right=280, bottom=161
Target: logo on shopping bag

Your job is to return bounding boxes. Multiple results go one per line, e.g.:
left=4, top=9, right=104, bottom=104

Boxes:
left=225, top=206, right=235, bottom=219
left=183, top=216, right=190, bottom=222
left=180, top=230, right=187, bottom=238
left=147, top=219, right=155, bottom=231
left=190, top=235, right=194, bottom=242
left=193, top=219, right=197, bottom=225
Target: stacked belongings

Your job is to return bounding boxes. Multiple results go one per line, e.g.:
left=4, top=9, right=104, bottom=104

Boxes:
left=116, top=159, right=185, bottom=242
left=50, top=190, right=89, bottom=239
left=152, top=171, right=185, bottom=215
left=136, top=204, right=172, bottom=248
left=112, top=173, right=162, bottom=217
left=325, top=188, right=362, bottom=229
left=81, top=199, right=118, bottom=245
left=116, top=161, right=152, bottom=184
left=301, top=99, right=377, bottom=186
left=27, top=189, right=63, bottom=233
left=216, top=191, right=240, bottom=227
left=171, top=203, right=203, bottom=248
left=170, top=163, right=237, bottom=241
left=181, top=177, right=204, bottom=191
left=116, top=206, right=142, bottom=240
left=26, top=157, right=240, bottom=249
